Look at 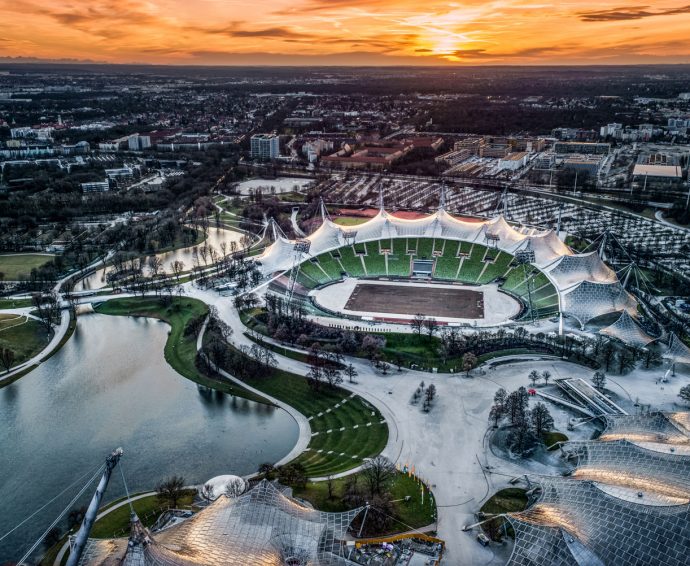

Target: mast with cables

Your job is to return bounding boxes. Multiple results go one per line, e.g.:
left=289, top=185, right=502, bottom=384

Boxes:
left=66, top=448, right=123, bottom=566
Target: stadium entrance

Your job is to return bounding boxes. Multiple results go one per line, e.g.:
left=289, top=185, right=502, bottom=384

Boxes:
left=412, top=259, right=433, bottom=277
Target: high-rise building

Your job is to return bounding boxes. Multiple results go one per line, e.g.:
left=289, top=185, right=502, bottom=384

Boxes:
left=250, top=134, right=280, bottom=160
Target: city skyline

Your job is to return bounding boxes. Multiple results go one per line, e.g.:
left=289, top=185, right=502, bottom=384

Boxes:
left=3, top=0, right=690, bottom=66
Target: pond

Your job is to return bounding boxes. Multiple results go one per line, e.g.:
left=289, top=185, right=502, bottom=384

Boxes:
left=0, top=314, right=298, bottom=560
left=75, top=227, right=244, bottom=292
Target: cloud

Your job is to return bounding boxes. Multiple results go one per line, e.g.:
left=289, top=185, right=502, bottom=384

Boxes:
left=579, top=4, right=690, bottom=22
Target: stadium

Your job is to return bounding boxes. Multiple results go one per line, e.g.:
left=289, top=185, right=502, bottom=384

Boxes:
left=256, top=202, right=638, bottom=333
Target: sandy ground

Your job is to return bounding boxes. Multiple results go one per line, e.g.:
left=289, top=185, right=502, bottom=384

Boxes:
left=312, top=279, right=521, bottom=326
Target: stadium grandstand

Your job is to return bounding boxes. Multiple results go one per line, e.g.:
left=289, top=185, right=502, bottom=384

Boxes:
left=256, top=205, right=638, bottom=327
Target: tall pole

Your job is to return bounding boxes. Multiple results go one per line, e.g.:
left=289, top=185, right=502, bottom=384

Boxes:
left=67, top=448, right=123, bottom=566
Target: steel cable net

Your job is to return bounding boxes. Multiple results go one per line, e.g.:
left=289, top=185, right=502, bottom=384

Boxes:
left=133, top=480, right=363, bottom=566
left=666, top=333, right=690, bottom=364
left=599, top=412, right=690, bottom=444
left=563, top=440, right=690, bottom=504
left=560, top=280, right=637, bottom=329
left=506, top=477, right=690, bottom=566
left=599, top=311, right=655, bottom=348
left=506, top=415, right=690, bottom=566
left=545, top=252, right=617, bottom=291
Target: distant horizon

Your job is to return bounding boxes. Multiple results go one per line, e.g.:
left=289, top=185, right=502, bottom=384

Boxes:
left=3, top=1, right=690, bottom=66
left=2, top=57, right=690, bottom=70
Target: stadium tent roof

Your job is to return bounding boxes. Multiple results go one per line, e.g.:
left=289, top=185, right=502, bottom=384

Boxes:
left=545, top=252, right=617, bottom=291
left=138, top=480, right=364, bottom=566
left=256, top=209, right=561, bottom=276
left=522, top=230, right=573, bottom=267
left=599, top=311, right=655, bottom=348
left=565, top=439, right=690, bottom=504
left=255, top=209, right=642, bottom=333
left=506, top=477, right=690, bottom=566
left=665, top=333, right=690, bottom=365
left=599, top=412, right=690, bottom=445
left=257, top=235, right=299, bottom=275
left=560, top=280, right=637, bottom=329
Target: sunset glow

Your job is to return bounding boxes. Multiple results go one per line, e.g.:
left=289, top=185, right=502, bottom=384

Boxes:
left=3, top=0, right=690, bottom=65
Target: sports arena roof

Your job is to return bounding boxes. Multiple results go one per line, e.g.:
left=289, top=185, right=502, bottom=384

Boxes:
left=95, top=480, right=366, bottom=566
left=560, top=280, right=637, bottom=329
left=599, top=311, right=655, bottom=348
left=256, top=208, right=639, bottom=331
left=506, top=414, right=690, bottom=566
left=506, top=478, right=690, bottom=566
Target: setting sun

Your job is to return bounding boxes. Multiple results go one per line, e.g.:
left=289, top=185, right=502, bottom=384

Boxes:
left=0, top=0, right=689, bottom=65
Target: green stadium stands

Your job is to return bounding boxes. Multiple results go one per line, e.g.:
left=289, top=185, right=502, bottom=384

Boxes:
left=283, top=237, right=560, bottom=320
left=416, top=238, right=434, bottom=259
left=316, top=253, right=343, bottom=280
left=406, top=238, right=418, bottom=254
left=363, top=242, right=386, bottom=276
left=387, top=254, right=411, bottom=277
left=434, top=256, right=461, bottom=280
left=299, top=260, right=331, bottom=285
left=337, top=246, right=366, bottom=277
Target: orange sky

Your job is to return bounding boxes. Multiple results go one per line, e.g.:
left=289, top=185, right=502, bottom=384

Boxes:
left=3, top=1, right=690, bottom=65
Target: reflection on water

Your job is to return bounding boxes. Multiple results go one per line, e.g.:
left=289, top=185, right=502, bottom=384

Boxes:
left=0, top=314, right=297, bottom=560
left=75, top=227, right=243, bottom=291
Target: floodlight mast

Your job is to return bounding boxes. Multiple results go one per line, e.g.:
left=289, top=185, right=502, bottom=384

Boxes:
left=286, top=240, right=311, bottom=307
left=515, top=250, right=537, bottom=323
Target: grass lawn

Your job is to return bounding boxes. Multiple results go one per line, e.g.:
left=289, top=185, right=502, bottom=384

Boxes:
left=211, top=335, right=388, bottom=477
left=0, top=314, right=52, bottom=368
left=542, top=430, right=568, bottom=449
left=0, top=253, right=55, bottom=280
left=90, top=490, right=196, bottom=539
left=293, top=471, right=436, bottom=534
left=0, top=297, right=34, bottom=309
left=237, top=366, right=388, bottom=477
left=479, top=487, right=528, bottom=539
left=333, top=216, right=370, bottom=226
left=95, top=297, right=267, bottom=404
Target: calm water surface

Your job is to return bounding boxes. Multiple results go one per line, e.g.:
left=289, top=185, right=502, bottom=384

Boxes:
left=75, top=227, right=244, bottom=291
left=0, top=314, right=297, bottom=560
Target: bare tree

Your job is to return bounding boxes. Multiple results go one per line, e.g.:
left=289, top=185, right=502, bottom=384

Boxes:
left=225, top=477, right=246, bottom=498
left=200, top=483, right=215, bottom=503
left=411, top=314, right=425, bottom=336
left=362, top=455, right=396, bottom=499
left=31, top=291, right=61, bottom=330
left=345, top=363, right=358, bottom=383
left=171, top=260, right=185, bottom=282
left=462, top=352, right=477, bottom=377
left=156, top=475, right=186, bottom=509
left=0, top=347, right=15, bottom=373
left=424, top=317, right=437, bottom=338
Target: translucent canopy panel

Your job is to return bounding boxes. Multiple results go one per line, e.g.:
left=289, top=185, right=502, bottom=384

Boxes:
left=599, top=412, right=690, bottom=445
left=599, top=311, right=655, bottom=348
left=564, top=440, right=690, bottom=503
left=546, top=252, right=617, bottom=291
left=665, top=333, right=690, bottom=364
left=141, top=480, right=364, bottom=566
left=508, top=477, right=690, bottom=566
left=523, top=230, right=573, bottom=268
left=561, top=281, right=637, bottom=329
